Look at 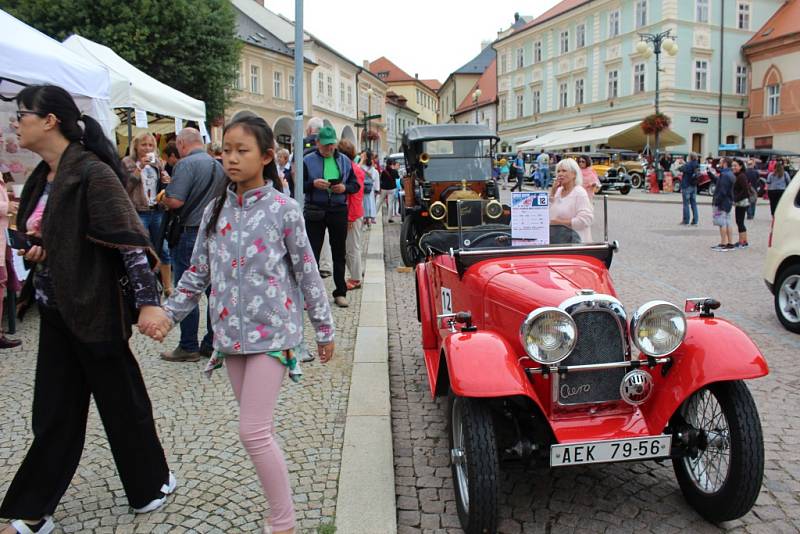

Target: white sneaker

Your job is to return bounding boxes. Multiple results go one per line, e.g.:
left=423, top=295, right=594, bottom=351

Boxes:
left=133, top=472, right=177, bottom=514
left=10, top=517, right=54, bottom=534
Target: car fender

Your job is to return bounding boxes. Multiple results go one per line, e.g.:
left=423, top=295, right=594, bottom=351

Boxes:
left=415, top=263, right=437, bottom=350
left=442, top=330, right=547, bottom=412
left=640, top=317, right=769, bottom=434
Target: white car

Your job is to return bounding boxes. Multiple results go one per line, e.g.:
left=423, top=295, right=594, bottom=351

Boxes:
left=764, top=174, right=800, bottom=333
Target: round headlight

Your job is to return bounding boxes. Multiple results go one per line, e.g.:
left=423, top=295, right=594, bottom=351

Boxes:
left=485, top=200, right=503, bottom=219
left=519, top=307, right=577, bottom=364
left=429, top=201, right=447, bottom=221
left=630, top=301, right=686, bottom=356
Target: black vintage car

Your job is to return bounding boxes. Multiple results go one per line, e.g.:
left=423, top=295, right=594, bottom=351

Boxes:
left=399, top=124, right=508, bottom=266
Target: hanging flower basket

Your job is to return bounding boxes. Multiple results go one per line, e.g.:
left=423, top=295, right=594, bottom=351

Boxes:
left=361, top=129, right=380, bottom=141
left=640, top=112, right=671, bottom=135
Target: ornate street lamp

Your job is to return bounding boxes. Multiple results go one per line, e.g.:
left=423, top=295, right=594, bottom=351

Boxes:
left=472, top=88, right=482, bottom=125
left=636, top=31, right=678, bottom=184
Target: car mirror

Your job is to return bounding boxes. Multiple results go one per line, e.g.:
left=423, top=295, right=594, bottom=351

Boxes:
left=684, top=298, right=704, bottom=312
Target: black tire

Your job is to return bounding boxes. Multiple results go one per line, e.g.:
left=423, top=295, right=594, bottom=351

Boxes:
left=630, top=173, right=644, bottom=189
left=400, top=214, right=421, bottom=267
left=449, top=394, right=498, bottom=534
left=673, top=180, right=681, bottom=193
left=774, top=263, right=800, bottom=333
left=672, top=381, right=764, bottom=523
left=620, top=185, right=631, bottom=195
left=706, top=182, right=716, bottom=196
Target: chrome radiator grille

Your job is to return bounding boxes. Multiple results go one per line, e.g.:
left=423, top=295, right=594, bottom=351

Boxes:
left=556, top=310, right=627, bottom=405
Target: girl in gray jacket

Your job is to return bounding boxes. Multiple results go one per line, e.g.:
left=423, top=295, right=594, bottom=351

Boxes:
left=141, top=115, right=334, bottom=534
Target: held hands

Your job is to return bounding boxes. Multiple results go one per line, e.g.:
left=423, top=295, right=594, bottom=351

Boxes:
left=137, top=305, right=173, bottom=342
left=317, top=341, right=335, bottom=363
left=313, top=179, right=330, bottom=190
left=330, top=183, right=345, bottom=194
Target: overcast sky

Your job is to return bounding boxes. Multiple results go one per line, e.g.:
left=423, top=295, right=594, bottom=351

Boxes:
left=265, top=0, right=562, bottom=82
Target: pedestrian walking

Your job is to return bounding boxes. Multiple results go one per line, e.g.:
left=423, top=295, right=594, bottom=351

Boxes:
left=377, top=159, right=399, bottom=222
left=1, top=84, right=175, bottom=534
left=0, top=172, right=21, bottom=349
left=576, top=155, right=600, bottom=199
left=679, top=153, right=699, bottom=225
left=360, top=151, right=377, bottom=226
left=766, top=161, right=790, bottom=216
left=125, top=132, right=173, bottom=297
left=301, top=118, right=332, bottom=277
left=304, top=126, right=360, bottom=308
left=276, top=148, right=291, bottom=195
left=511, top=151, right=525, bottom=192
left=711, top=158, right=735, bottom=251
left=160, top=127, right=225, bottom=362
left=536, top=149, right=551, bottom=188
left=498, top=158, right=509, bottom=188
left=141, top=114, right=335, bottom=534
left=339, top=140, right=364, bottom=290
left=745, top=159, right=760, bottom=220
left=732, top=159, right=750, bottom=248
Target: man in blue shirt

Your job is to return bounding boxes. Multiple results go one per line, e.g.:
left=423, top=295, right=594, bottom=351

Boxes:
left=536, top=149, right=551, bottom=188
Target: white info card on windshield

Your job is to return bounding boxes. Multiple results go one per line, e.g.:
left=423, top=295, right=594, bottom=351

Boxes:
left=511, top=192, right=549, bottom=245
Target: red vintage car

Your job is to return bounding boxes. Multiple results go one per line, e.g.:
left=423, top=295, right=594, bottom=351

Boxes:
left=414, top=208, right=768, bottom=533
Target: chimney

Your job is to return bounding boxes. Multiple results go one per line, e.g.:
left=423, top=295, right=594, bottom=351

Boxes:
left=415, top=73, right=419, bottom=79
left=481, top=40, right=491, bottom=51
left=514, top=12, right=520, bottom=22
left=363, top=60, right=370, bottom=70
left=254, top=0, right=264, bottom=5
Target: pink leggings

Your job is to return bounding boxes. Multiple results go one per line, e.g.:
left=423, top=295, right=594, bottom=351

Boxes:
left=226, top=354, right=295, bottom=531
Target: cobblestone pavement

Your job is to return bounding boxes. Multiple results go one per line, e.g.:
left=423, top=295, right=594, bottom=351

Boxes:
left=386, top=197, right=800, bottom=534
left=0, top=260, right=364, bottom=533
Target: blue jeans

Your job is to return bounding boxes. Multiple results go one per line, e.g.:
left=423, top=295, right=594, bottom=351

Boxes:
left=540, top=168, right=551, bottom=188
left=138, top=210, right=171, bottom=263
left=171, top=227, right=212, bottom=352
left=746, top=197, right=756, bottom=219
left=682, top=185, right=698, bottom=224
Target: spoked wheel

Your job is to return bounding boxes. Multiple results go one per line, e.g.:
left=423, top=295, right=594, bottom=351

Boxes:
left=630, top=173, right=644, bottom=189
left=620, top=185, right=631, bottom=195
left=672, top=381, right=764, bottom=523
left=400, top=214, right=422, bottom=267
left=673, top=180, right=682, bottom=193
left=449, top=394, right=498, bottom=534
left=775, top=265, right=800, bottom=333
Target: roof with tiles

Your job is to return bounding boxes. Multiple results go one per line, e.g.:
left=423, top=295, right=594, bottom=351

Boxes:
left=369, top=56, right=416, bottom=83
left=744, top=0, right=800, bottom=49
left=454, top=45, right=497, bottom=75
left=420, top=79, right=442, bottom=92
left=454, top=58, right=497, bottom=115
left=497, top=0, right=593, bottom=43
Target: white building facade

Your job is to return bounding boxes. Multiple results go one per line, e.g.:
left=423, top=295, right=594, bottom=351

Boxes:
left=494, top=0, right=784, bottom=155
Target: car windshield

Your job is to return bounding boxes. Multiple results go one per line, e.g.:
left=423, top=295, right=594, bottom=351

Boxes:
left=422, top=139, right=492, bottom=182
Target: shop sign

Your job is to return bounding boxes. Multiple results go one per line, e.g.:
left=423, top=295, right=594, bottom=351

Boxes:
left=690, top=116, right=709, bottom=124
left=754, top=136, right=773, bottom=149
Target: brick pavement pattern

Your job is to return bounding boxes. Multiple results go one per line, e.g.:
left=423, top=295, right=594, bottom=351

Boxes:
left=0, top=270, right=360, bottom=533
left=386, top=196, right=800, bottom=534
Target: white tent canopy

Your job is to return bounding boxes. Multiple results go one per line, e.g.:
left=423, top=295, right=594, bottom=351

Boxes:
left=0, top=9, right=114, bottom=134
left=517, top=128, right=579, bottom=151
left=63, top=34, right=206, bottom=123
left=543, top=120, right=685, bottom=151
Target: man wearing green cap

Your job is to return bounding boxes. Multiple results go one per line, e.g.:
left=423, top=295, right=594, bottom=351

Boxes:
left=303, top=126, right=360, bottom=307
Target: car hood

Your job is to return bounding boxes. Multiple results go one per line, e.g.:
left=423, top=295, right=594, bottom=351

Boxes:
left=480, top=257, right=617, bottom=322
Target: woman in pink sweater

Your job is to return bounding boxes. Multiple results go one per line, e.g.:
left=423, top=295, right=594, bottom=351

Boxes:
left=0, top=175, right=21, bottom=348
left=549, top=157, right=594, bottom=243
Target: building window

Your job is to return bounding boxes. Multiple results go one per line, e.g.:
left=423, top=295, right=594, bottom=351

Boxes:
left=735, top=66, right=747, bottom=95
left=516, top=92, right=524, bottom=118
left=532, top=89, right=541, bottom=114
left=692, top=133, right=704, bottom=154
left=347, top=85, right=353, bottom=105
left=575, top=79, right=584, bottom=105
left=500, top=96, right=507, bottom=120
left=696, top=0, right=709, bottom=23
left=288, top=75, right=295, bottom=100
left=273, top=71, right=282, bottom=98
left=576, top=24, right=586, bottom=48
left=534, top=41, right=542, bottom=63
left=326, top=75, right=332, bottom=98
left=340, top=81, right=345, bottom=103
left=560, top=31, right=569, bottom=54
left=635, top=0, right=647, bottom=28
left=500, top=53, right=508, bottom=74
left=609, top=11, right=620, bottom=37
left=233, top=63, right=242, bottom=90
left=559, top=83, right=568, bottom=109
left=737, top=3, right=750, bottom=30
left=767, top=84, right=780, bottom=116
left=694, top=60, right=708, bottom=91
left=634, top=63, right=646, bottom=93
left=726, top=135, right=738, bottom=145
left=250, top=65, right=261, bottom=94
left=317, top=72, right=324, bottom=94
left=516, top=47, right=524, bottom=69
left=607, top=70, right=619, bottom=99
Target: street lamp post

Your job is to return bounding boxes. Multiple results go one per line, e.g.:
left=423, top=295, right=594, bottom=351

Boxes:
left=473, top=88, right=482, bottom=125
left=366, top=87, right=373, bottom=152
left=636, top=31, right=678, bottom=186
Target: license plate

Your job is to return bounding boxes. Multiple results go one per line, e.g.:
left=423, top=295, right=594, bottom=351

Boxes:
left=550, top=435, right=672, bottom=467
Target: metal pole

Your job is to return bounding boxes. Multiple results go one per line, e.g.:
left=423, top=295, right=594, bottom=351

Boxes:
left=654, top=40, right=661, bottom=186
left=718, top=0, right=725, bottom=153
left=126, top=108, right=133, bottom=155
left=293, top=0, right=304, bottom=209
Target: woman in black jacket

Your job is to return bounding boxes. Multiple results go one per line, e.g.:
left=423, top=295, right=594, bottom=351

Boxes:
left=731, top=159, right=750, bottom=248
left=1, top=85, right=174, bottom=534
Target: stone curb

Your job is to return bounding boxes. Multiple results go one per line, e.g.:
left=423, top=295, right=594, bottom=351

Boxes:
left=335, top=221, right=396, bottom=534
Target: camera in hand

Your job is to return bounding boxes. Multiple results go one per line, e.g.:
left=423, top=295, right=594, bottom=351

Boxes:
left=8, top=228, right=43, bottom=250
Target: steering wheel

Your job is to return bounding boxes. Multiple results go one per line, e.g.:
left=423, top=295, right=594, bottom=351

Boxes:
left=464, top=231, right=512, bottom=248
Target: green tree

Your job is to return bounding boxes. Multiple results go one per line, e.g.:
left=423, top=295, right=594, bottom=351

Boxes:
left=2, top=0, right=242, bottom=121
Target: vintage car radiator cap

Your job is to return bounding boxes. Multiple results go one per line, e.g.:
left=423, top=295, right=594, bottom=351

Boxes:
left=577, top=289, right=596, bottom=296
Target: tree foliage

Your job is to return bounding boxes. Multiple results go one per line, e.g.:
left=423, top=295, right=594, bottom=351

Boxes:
left=2, top=0, right=242, bottom=120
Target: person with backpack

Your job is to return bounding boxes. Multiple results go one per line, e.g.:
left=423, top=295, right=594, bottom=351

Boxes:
left=679, top=153, right=700, bottom=226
